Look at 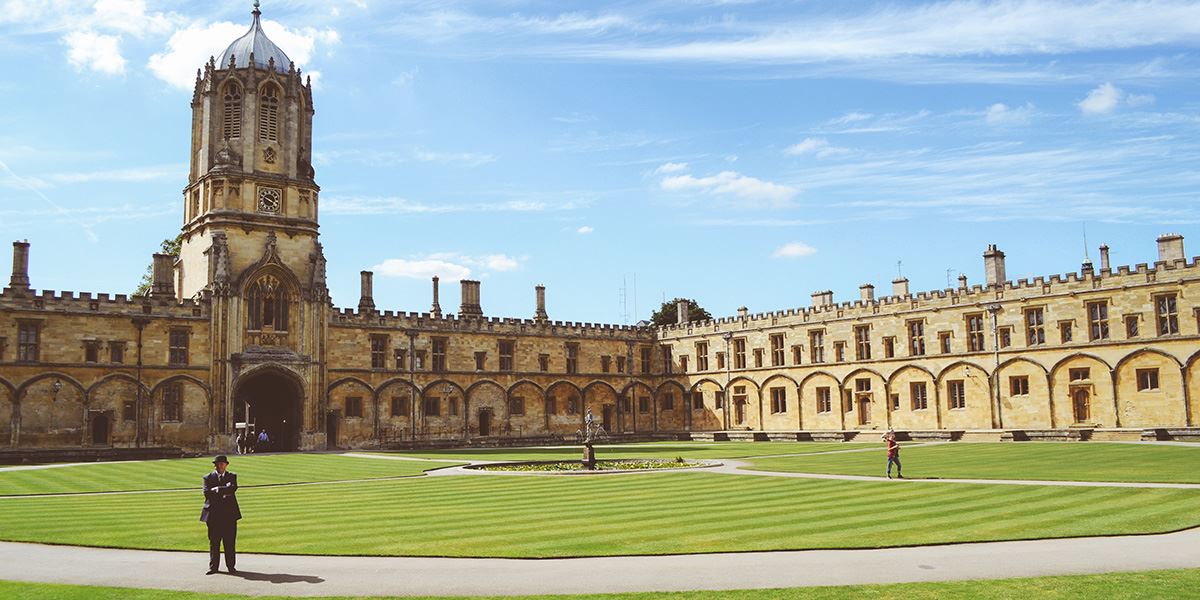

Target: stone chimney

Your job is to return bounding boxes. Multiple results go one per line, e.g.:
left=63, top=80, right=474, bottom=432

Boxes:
left=149, top=253, right=176, bottom=300
left=459, top=280, right=483, bottom=318
left=983, top=244, right=1006, bottom=288
left=358, top=271, right=375, bottom=312
left=1099, top=244, right=1111, bottom=272
left=859, top=283, right=875, bottom=302
left=430, top=276, right=442, bottom=318
left=737, top=306, right=749, bottom=318
left=535, top=284, right=549, bottom=322
left=9, top=240, right=30, bottom=292
left=676, top=299, right=690, bottom=324
left=892, top=277, right=910, bottom=297
left=1081, top=258, right=1094, bottom=276
left=958, top=273, right=968, bottom=292
left=1157, top=233, right=1185, bottom=263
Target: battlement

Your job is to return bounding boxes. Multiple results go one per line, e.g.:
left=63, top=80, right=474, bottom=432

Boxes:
left=658, top=248, right=1200, bottom=337
left=0, top=286, right=209, bottom=319
left=329, top=305, right=654, bottom=339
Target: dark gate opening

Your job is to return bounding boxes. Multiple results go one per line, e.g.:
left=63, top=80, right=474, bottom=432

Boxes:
left=235, top=370, right=303, bottom=452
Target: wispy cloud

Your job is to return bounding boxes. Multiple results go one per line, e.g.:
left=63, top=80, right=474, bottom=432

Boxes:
left=661, top=170, right=798, bottom=207
left=413, top=148, right=498, bottom=166
left=576, top=225, right=594, bottom=234
left=771, top=242, right=818, bottom=259
left=784, top=137, right=849, bottom=158
left=653, top=162, right=689, bottom=174
left=322, top=196, right=576, bottom=216
left=372, top=252, right=523, bottom=280
left=984, top=102, right=1035, bottom=125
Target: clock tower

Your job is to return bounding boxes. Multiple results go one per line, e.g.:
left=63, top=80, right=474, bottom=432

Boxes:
left=177, top=1, right=329, bottom=450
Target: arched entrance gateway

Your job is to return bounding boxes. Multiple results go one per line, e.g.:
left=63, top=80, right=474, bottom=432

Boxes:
left=233, top=367, right=305, bottom=452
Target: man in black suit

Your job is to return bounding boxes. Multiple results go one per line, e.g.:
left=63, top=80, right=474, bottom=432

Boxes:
left=200, top=455, right=241, bottom=574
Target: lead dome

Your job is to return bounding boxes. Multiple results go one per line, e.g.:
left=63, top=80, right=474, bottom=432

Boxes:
left=216, top=1, right=292, bottom=73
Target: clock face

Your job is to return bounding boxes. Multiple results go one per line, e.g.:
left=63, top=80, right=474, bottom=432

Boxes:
left=257, top=187, right=282, bottom=214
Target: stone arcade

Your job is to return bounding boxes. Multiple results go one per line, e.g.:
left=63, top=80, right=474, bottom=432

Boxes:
left=1, top=5, right=1198, bottom=453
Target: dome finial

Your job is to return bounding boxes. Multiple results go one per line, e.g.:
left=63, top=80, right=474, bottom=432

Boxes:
left=253, top=1, right=261, bottom=15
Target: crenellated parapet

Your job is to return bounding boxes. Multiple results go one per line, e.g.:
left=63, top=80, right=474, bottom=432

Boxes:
left=0, top=287, right=210, bottom=320
left=329, top=308, right=654, bottom=341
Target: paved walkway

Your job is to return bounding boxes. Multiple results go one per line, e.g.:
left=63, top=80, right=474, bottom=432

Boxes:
left=0, top=527, right=1197, bottom=597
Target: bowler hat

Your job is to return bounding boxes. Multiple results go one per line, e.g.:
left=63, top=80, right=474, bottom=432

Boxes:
left=213, top=455, right=229, bottom=464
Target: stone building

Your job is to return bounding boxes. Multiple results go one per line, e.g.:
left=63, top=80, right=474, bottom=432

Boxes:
left=0, top=5, right=1196, bottom=453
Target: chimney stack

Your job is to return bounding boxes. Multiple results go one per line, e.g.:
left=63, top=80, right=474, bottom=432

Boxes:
left=811, top=290, right=834, bottom=308
left=1157, top=233, right=1185, bottom=263
left=892, top=277, right=910, bottom=297
left=1099, top=244, right=1111, bottom=272
left=737, top=306, right=749, bottom=319
left=459, top=280, right=483, bottom=318
left=983, top=244, right=1006, bottom=288
left=958, top=273, right=968, bottom=291
left=358, top=270, right=375, bottom=312
left=149, top=253, right=176, bottom=300
left=9, top=240, right=30, bottom=292
left=535, top=284, right=549, bottom=322
left=859, top=283, right=875, bottom=303
left=1081, top=257, right=1094, bottom=276
left=430, top=276, right=442, bottom=318
left=676, top=299, right=690, bottom=324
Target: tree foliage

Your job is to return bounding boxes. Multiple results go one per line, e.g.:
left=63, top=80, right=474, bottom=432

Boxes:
left=649, top=298, right=712, bottom=327
left=134, top=234, right=183, bottom=296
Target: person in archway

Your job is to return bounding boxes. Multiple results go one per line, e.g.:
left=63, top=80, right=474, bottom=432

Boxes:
left=883, top=429, right=902, bottom=479
left=200, top=455, right=241, bottom=574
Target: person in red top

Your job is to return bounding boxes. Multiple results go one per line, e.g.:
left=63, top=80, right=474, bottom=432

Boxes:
left=883, top=429, right=902, bottom=479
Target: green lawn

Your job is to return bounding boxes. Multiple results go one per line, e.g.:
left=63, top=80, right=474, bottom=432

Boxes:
left=373, top=441, right=871, bottom=462
left=1, top=470, right=1196, bottom=557
left=742, top=442, right=1200, bottom=483
left=0, top=454, right=459, bottom=496
left=4, top=568, right=1200, bottom=599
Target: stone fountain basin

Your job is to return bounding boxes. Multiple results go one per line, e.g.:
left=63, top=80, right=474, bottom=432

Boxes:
left=459, top=458, right=722, bottom=476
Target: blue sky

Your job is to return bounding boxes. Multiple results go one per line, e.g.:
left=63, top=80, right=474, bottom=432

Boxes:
left=1, top=0, right=1198, bottom=323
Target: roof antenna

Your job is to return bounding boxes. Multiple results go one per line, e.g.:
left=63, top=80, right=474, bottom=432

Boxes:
left=1082, top=222, right=1091, bottom=262
left=896, top=260, right=903, bottom=278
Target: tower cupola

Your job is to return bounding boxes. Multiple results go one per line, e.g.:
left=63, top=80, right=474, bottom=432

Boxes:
left=216, top=1, right=292, bottom=73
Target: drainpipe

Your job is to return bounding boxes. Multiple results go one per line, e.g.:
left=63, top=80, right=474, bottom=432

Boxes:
left=132, top=317, right=149, bottom=448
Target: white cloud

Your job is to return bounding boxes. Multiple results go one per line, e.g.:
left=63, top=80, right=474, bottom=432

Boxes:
left=1078, top=82, right=1123, bottom=114
left=771, top=242, right=817, bottom=259
left=90, top=0, right=176, bottom=36
left=654, top=162, right=689, bottom=174
left=371, top=252, right=522, bottom=280
left=413, top=148, right=497, bottom=167
left=322, top=196, right=560, bottom=215
left=1076, top=83, right=1155, bottom=115
left=830, top=112, right=872, bottom=124
left=64, top=31, right=126, bottom=75
left=372, top=258, right=472, bottom=280
left=392, top=67, right=419, bottom=88
left=47, top=164, right=181, bottom=185
left=580, top=1, right=1200, bottom=62
left=985, top=102, right=1034, bottom=125
left=576, top=225, right=594, bottom=234
left=147, top=19, right=338, bottom=90
left=661, top=170, right=798, bottom=206
left=784, top=137, right=849, bottom=158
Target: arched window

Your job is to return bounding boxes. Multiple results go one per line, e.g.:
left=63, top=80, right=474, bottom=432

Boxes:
left=246, top=274, right=289, bottom=332
left=222, top=82, right=243, bottom=139
left=258, top=84, right=280, bottom=143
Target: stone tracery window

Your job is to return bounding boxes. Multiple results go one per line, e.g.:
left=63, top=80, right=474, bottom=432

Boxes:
left=258, top=83, right=280, bottom=143
left=247, top=274, right=289, bottom=331
left=222, top=82, right=243, bottom=139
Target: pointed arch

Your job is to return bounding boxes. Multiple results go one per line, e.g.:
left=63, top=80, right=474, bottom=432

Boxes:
left=841, top=367, right=888, bottom=383
left=257, top=80, right=282, bottom=143
left=1186, top=348, right=1200, bottom=371
left=422, top=379, right=467, bottom=398
left=886, top=364, right=936, bottom=387
left=220, top=78, right=244, bottom=139
left=654, top=380, right=689, bottom=395
left=15, top=372, right=87, bottom=399
left=1113, top=348, right=1183, bottom=373
left=726, top=376, right=761, bottom=390
left=87, top=373, right=151, bottom=400
left=1049, top=352, right=1112, bottom=380
left=798, top=370, right=843, bottom=389
left=760, top=373, right=800, bottom=389
left=545, top=380, right=583, bottom=397
left=583, top=380, right=619, bottom=396
left=935, top=360, right=992, bottom=384
left=688, top=377, right=725, bottom=392
left=507, top=379, right=545, bottom=397
left=620, top=380, right=654, bottom=397
left=997, top=356, right=1050, bottom=376
left=326, top=376, right=373, bottom=398
left=0, top=376, right=18, bottom=398
left=375, top=378, right=420, bottom=401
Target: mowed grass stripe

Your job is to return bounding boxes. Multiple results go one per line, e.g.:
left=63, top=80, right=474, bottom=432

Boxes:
left=376, top=442, right=872, bottom=462
left=1, top=472, right=1197, bottom=557
left=0, top=454, right=457, bottom=495
left=744, top=442, right=1200, bottom=483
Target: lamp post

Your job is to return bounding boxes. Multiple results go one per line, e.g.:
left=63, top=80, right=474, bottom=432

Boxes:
left=722, top=332, right=733, bottom=431
left=406, top=330, right=418, bottom=441
left=50, top=378, right=62, bottom=433
left=984, top=303, right=1003, bottom=429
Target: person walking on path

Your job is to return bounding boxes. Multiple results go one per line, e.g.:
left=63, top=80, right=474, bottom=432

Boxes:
left=235, top=431, right=245, bottom=455
left=883, top=430, right=902, bottom=479
left=200, top=455, right=241, bottom=575
left=258, top=429, right=270, bottom=453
